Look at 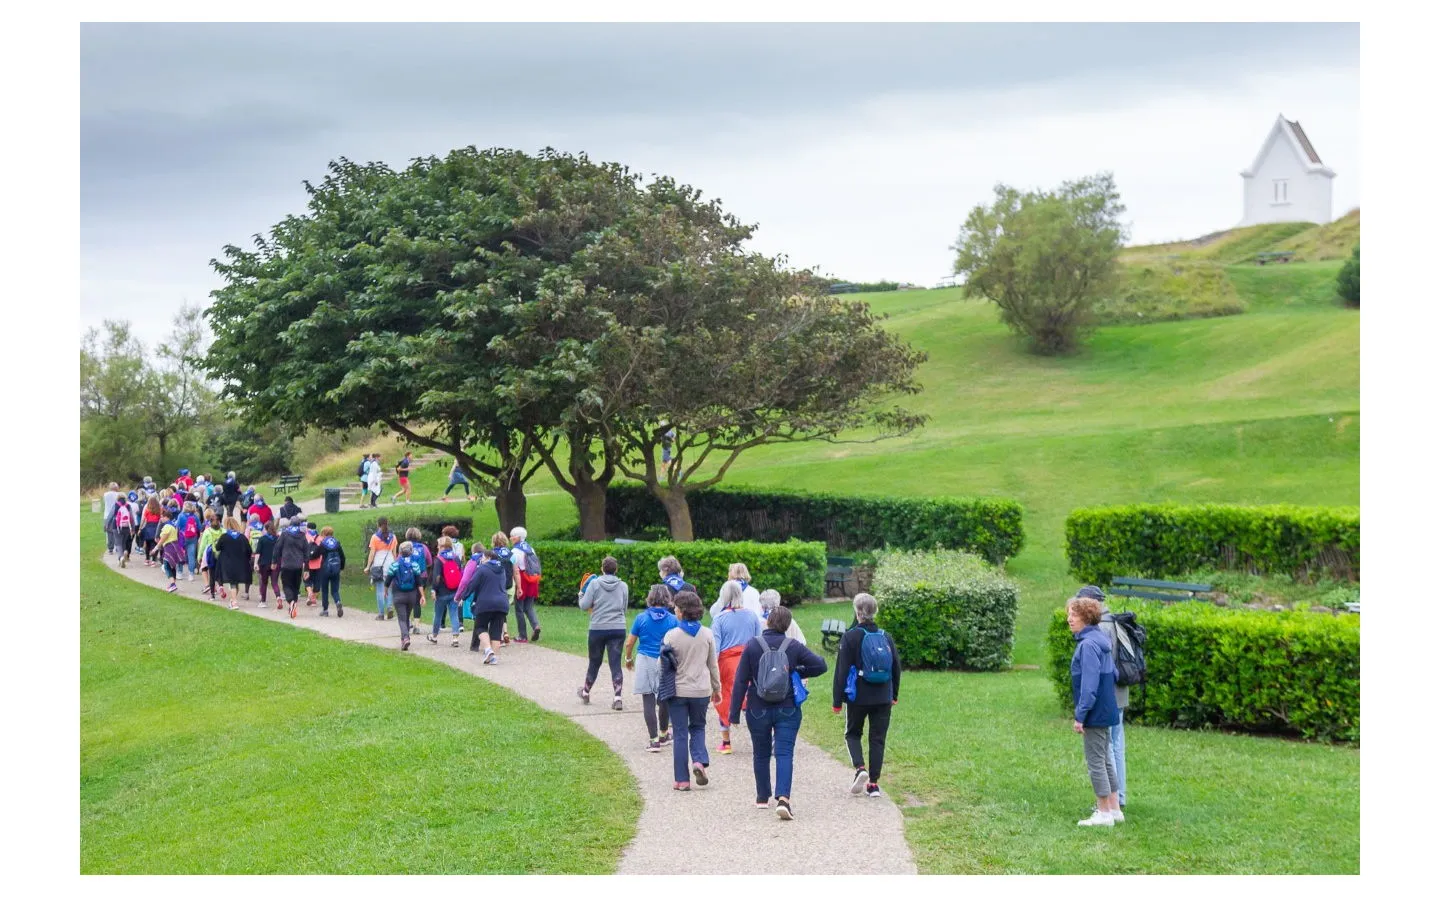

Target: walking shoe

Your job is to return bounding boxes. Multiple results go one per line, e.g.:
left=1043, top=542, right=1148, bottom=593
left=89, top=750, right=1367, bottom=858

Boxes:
left=646, top=740, right=663, bottom=753
left=386, top=607, right=395, bottom=619
left=451, top=636, right=459, bottom=647
left=291, top=605, right=299, bottom=619
left=336, top=603, right=343, bottom=618
left=577, top=687, right=591, bottom=704
left=228, top=601, right=239, bottom=610
left=866, top=783, right=882, bottom=799
left=257, top=600, right=267, bottom=608
left=277, top=601, right=283, bottom=610
left=320, top=610, right=330, bottom=617
left=513, top=637, right=528, bottom=644
left=1077, top=810, right=1114, bottom=827
left=531, top=626, right=542, bottom=642
left=1106, top=807, right=1125, bottom=823
left=673, top=782, right=691, bottom=792
left=483, top=652, right=498, bottom=665
left=692, top=764, right=709, bottom=787
left=612, top=695, right=624, bottom=711
left=850, top=768, right=869, bottom=795
left=219, top=586, right=228, bottom=601
left=375, top=614, right=385, bottom=621
left=426, top=634, right=438, bottom=643
left=167, top=584, right=178, bottom=593
left=401, top=640, right=410, bottom=652
left=775, top=798, right=793, bottom=821
left=718, top=741, right=733, bottom=755
left=120, top=557, right=127, bottom=568
left=307, top=599, right=317, bottom=607
left=659, top=731, right=672, bottom=745
left=755, top=800, right=771, bottom=810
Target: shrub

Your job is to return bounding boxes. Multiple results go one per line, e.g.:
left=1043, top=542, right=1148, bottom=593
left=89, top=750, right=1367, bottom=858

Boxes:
left=1094, top=260, right=1246, bottom=325
left=361, top=516, right=474, bottom=547
left=870, top=550, right=1019, bottom=671
left=531, top=539, right=826, bottom=607
left=1065, top=504, right=1358, bottom=585
left=604, top=484, right=1025, bottom=562
left=1336, top=245, right=1359, bottom=306
left=1046, top=601, right=1358, bottom=742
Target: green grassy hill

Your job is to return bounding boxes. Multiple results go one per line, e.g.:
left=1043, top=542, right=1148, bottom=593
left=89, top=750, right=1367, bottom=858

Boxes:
left=1121, top=209, right=1359, bottom=265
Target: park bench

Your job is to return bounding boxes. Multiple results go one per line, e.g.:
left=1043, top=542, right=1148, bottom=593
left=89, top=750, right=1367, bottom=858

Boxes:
left=826, top=556, right=855, bottom=596
left=272, top=474, right=303, bottom=496
left=1109, top=577, right=1213, bottom=602
left=821, top=618, right=848, bottom=653
left=1255, top=250, right=1296, bottom=265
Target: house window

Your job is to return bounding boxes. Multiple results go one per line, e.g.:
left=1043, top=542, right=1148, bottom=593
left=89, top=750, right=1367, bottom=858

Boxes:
left=1273, top=179, right=1289, bottom=204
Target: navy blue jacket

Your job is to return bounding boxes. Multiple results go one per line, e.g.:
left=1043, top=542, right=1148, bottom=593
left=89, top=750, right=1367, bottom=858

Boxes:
left=1070, top=625, right=1121, bottom=727
left=729, top=630, right=828, bottom=723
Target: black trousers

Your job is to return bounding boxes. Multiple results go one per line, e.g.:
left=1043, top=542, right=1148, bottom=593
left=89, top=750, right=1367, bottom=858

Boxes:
left=280, top=568, right=304, bottom=603
left=845, top=702, right=893, bottom=781
left=585, top=629, right=626, bottom=692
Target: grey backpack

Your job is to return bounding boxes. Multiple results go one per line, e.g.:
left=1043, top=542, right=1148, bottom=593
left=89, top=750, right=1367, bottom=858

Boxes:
left=753, top=636, right=794, bottom=703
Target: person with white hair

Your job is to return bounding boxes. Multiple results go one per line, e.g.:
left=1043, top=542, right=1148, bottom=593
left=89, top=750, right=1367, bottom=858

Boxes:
left=831, top=593, right=901, bottom=800
left=758, top=590, right=807, bottom=645
left=709, top=562, right=764, bottom=621
left=509, top=526, right=543, bottom=642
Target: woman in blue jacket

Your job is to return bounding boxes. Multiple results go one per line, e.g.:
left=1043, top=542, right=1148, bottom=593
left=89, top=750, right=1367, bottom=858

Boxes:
left=1067, top=594, right=1123, bottom=827
left=728, top=606, right=828, bottom=821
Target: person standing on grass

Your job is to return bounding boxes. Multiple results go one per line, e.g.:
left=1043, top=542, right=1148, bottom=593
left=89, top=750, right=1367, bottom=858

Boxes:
left=509, top=526, right=542, bottom=643
left=366, top=455, right=383, bottom=508
left=391, top=451, right=414, bottom=505
left=1078, top=584, right=1131, bottom=810
left=831, top=593, right=900, bottom=799
left=156, top=514, right=186, bottom=594
left=365, top=518, right=398, bottom=620
left=312, top=525, right=346, bottom=618
left=731, top=605, right=828, bottom=821
left=1067, top=594, right=1124, bottom=827
left=625, top=584, right=680, bottom=751
left=102, top=482, right=122, bottom=555
left=578, top=556, right=630, bottom=710
left=384, top=541, right=426, bottom=651
left=274, top=516, right=311, bottom=618
left=215, top=516, right=254, bottom=610
left=662, top=591, right=722, bottom=792
left=442, top=458, right=473, bottom=501
left=112, top=492, right=137, bottom=568
left=711, top=580, right=762, bottom=756
left=427, top=536, right=464, bottom=646
left=458, top=548, right=509, bottom=664
left=255, top=520, right=281, bottom=608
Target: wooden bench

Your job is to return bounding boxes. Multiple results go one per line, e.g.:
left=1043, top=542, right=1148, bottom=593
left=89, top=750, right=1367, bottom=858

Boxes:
left=1255, top=250, right=1296, bottom=265
left=821, top=618, right=848, bottom=653
left=272, top=474, right=303, bottom=496
left=826, top=556, right=856, bottom=596
left=1109, top=577, right=1212, bottom=602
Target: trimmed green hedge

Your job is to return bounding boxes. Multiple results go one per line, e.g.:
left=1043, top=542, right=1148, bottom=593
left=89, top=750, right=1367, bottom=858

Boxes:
left=603, top=484, right=1025, bottom=562
left=1065, top=504, right=1359, bottom=585
left=361, top=516, right=475, bottom=546
left=870, top=550, right=1018, bottom=671
left=1046, top=602, right=1359, bottom=742
left=531, top=539, right=826, bottom=607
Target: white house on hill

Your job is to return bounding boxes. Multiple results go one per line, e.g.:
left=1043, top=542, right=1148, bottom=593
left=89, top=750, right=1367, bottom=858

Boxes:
left=1239, top=114, right=1336, bottom=226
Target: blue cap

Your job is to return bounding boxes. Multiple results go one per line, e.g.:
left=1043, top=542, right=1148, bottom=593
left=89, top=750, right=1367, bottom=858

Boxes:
left=1075, top=585, right=1106, bottom=601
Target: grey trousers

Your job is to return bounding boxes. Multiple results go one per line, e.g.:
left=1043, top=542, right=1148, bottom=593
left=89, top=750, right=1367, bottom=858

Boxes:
left=1083, top=726, right=1118, bottom=798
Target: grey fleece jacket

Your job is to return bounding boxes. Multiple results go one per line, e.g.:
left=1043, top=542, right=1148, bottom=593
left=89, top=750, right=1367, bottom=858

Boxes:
left=579, top=574, right=629, bottom=631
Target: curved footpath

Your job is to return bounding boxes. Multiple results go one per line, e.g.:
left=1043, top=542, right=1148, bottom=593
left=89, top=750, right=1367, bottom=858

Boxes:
left=101, top=548, right=917, bottom=875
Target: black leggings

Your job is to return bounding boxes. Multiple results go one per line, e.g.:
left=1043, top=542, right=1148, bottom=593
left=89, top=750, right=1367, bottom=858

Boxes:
left=585, top=629, right=626, bottom=693
left=642, top=693, right=671, bottom=741
left=845, top=703, right=894, bottom=782
left=280, top=568, right=304, bottom=603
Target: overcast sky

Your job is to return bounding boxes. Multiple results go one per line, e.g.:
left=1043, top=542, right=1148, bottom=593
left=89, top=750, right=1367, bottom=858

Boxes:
left=80, top=22, right=1360, bottom=346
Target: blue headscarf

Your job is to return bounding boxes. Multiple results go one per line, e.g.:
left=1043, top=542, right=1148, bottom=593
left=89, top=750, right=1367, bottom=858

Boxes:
left=663, top=573, right=687, bottom=594
left=677, top=619, right=702, bottom=637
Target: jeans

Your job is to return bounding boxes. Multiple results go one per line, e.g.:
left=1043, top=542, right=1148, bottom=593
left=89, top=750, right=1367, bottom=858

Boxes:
left=185, top=539, right=199, bottom=575
left=514, top=598, right=540, bottom=639
left=105, top=524, right=116, bottom=553
left=1109, top=710, right=1127, bottom=806
left=432, top=594, right=461, bottom=635
left=845, top=703, right=893, bottom=782
left=667, top=696, right=712, bottom=784
left=585, top=630, right=626, bottom=693
left=745, top=706, right=802, bottom=802
left=374, top=579, right=392, bottom=615
left=444, top=476, right=469, bottom=496
left=318, top=571, right=341, bottom=611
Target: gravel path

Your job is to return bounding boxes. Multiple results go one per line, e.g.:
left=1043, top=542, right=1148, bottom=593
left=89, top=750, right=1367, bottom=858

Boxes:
left=100, top=548, right=917, bottom=875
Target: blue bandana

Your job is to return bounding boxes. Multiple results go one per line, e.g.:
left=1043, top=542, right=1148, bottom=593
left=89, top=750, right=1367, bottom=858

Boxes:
left=737, top=579, right=749, bottom=593
left=664, top=574, right=687, bottom=594
left=678, top=619, right=702, bottom=637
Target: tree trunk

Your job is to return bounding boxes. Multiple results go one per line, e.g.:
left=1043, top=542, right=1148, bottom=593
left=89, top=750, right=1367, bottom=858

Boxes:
left=655, top=487, right=695, bottom=542
left=157, top=432, right=168, bottom=475
left=575, top=480, right=608, bottom=541
left=494, top=470, right=527, bottom=534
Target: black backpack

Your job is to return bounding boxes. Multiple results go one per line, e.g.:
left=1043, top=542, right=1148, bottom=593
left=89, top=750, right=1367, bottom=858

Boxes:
left=357, top=458, right=367, bottom=478
left=1105, top=611, right=1147, bottom=687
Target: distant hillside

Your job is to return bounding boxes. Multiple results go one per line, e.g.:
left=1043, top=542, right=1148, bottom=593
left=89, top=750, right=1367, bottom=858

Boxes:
left=1121, top=209, right=1360, bottom=266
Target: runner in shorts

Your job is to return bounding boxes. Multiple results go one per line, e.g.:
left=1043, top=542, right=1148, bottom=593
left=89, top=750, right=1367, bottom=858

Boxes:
left=391, top=451, right=414, bottom=505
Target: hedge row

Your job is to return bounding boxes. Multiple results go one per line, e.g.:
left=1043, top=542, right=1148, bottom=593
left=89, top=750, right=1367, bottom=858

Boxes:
left=604, top=484, right=1025, bottom=561
left=870, top=549, right=1018, bottom=671
left=1065, top=504, right=1359, bottom=585
left=531, top=539, right=826, bottom=608
left=361, top=516, right=476, bottom=546
left=1045, top=602, right=1359, bottom=742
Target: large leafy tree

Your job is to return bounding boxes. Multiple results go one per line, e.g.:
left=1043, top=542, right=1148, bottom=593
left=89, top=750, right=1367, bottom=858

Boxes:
left=141, top=303, right=215, bottom=470
left=80, top=320, right=151, bottom=485
left=952, top=173, right=1127, bottom=355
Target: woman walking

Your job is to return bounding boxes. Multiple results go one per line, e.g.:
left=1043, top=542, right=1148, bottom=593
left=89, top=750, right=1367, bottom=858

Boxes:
left=177, top=501, right=202, bottom=579
left=198, top=512, right=224, bottom=599
left=509, top=527, right=542, bottom=643
left=112, top=494, right=136, bottom=568
left=156, top=514, right=186, bottom=593
left=709, top=562, right=764, bottom=620
left=140, top=495, right=163, bottom=565
left=661, top=591, right=722, bottom=792
left=366, top=455, right=383, bottom=508
left=313, top=525, right=346, bottom=617
left=427, top=536, right=464, bottom=646
left=759, top=590, right=807, bottom=644
left=365, top=518, right=398, bottom=620
left=255, top=520, right=281, bottom=608
left=274, top=517, right=311, bottom=618
left=458, top=548, right=509, bottom=664
left=711, top=580, right=762, bottom=755
left=578, top=556, right=630, bottom=710
left=442, top=458, right=474, bottom=501
left=730, top=605, right=828, bottom=820
left=384, top=541, right=427, bottom=651
left=215, top=516, right=254, bottom=610
left=625, top=585, right=680, bottom=751
left=831, top=593, right=900, bottom=799
left=1067, top=593, right=1124, bottom=827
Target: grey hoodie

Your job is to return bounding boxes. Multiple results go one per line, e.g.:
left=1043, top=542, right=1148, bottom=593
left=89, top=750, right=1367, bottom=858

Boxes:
left=579, top=574, right=629, bottom=631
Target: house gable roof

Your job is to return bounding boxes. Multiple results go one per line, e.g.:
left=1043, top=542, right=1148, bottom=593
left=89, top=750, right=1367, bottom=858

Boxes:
left=1241, top=113, right=1336, bottom=179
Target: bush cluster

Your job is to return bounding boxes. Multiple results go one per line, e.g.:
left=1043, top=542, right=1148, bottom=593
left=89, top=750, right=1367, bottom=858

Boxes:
left=1065, top=503, right=1358, bottom=585
left=870, top=550, right=1019, bottom=671
left=1337, top=245, right=1360, bottom=306
left=362, top=516, right=475, bottom=547
left=530, top=539, right=826, bottom=607
left=604, top=484, right=1025, bottom=562
left=1046, top=601, right=1359, bottom=742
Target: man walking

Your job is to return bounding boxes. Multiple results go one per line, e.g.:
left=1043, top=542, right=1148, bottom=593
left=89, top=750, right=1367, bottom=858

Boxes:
left=102, top=482, right=122, bottom=554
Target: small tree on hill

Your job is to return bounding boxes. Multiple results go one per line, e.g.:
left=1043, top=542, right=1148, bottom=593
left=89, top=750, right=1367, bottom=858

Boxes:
left=1336, top=245, right=1359, bottom=306
left=952, top=173, right=1128, bottom=355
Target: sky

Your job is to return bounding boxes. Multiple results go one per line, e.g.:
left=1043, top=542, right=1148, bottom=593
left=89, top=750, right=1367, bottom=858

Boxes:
left=80, top=21, right=1360, bottom=346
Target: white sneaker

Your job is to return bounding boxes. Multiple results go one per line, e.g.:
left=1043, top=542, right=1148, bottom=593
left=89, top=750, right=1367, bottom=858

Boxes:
left=1077, top=810, right=1114, bottom=827
left=1109, top=808, right=1125, bottom=823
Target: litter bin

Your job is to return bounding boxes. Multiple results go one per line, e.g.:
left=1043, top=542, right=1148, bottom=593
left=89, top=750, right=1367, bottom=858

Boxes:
left=324, top=488, right=342, bottom=514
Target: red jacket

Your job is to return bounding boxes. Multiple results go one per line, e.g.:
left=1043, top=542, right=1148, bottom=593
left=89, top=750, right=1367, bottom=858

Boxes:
left=247, top=502, right=274, bottom=526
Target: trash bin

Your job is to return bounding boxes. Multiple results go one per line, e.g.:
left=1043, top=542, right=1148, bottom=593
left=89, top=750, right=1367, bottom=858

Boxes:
left=324, top=488, right=342, bottom=514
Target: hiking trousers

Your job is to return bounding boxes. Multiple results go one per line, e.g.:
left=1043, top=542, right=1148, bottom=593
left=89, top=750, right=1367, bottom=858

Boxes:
left=318, top=571, right=341, bottom=612
left=667, top=696, right=712, bottom=784
left=844, top=702, right=893, bottom=782
left=585, top=629, right=626, bottom=693
left=1083, top=726, right=1118, bottom=798
left=280, top=567, right=304, bottom=603
left=514, top=598, right=540, bottom=639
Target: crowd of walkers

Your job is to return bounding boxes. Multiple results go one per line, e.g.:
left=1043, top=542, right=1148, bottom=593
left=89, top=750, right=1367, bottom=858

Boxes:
left=100, top=472, right=1132, bottom=827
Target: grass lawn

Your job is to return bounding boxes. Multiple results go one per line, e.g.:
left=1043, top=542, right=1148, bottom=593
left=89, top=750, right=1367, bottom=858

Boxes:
left=80, top=517, right=639, bottom=874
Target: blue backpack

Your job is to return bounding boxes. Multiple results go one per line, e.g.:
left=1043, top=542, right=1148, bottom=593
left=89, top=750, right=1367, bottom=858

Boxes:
left=859, top=629, right=894, bottom=684
left=321, top=536, right=342, bottom=575
left=392, top=556, right=420, bottom=592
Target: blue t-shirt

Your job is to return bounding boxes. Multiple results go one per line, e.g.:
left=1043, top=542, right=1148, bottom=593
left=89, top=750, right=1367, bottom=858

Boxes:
left=630, top=608, right=680, bottom=658
left=712, top=607, right=762, bottom=653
